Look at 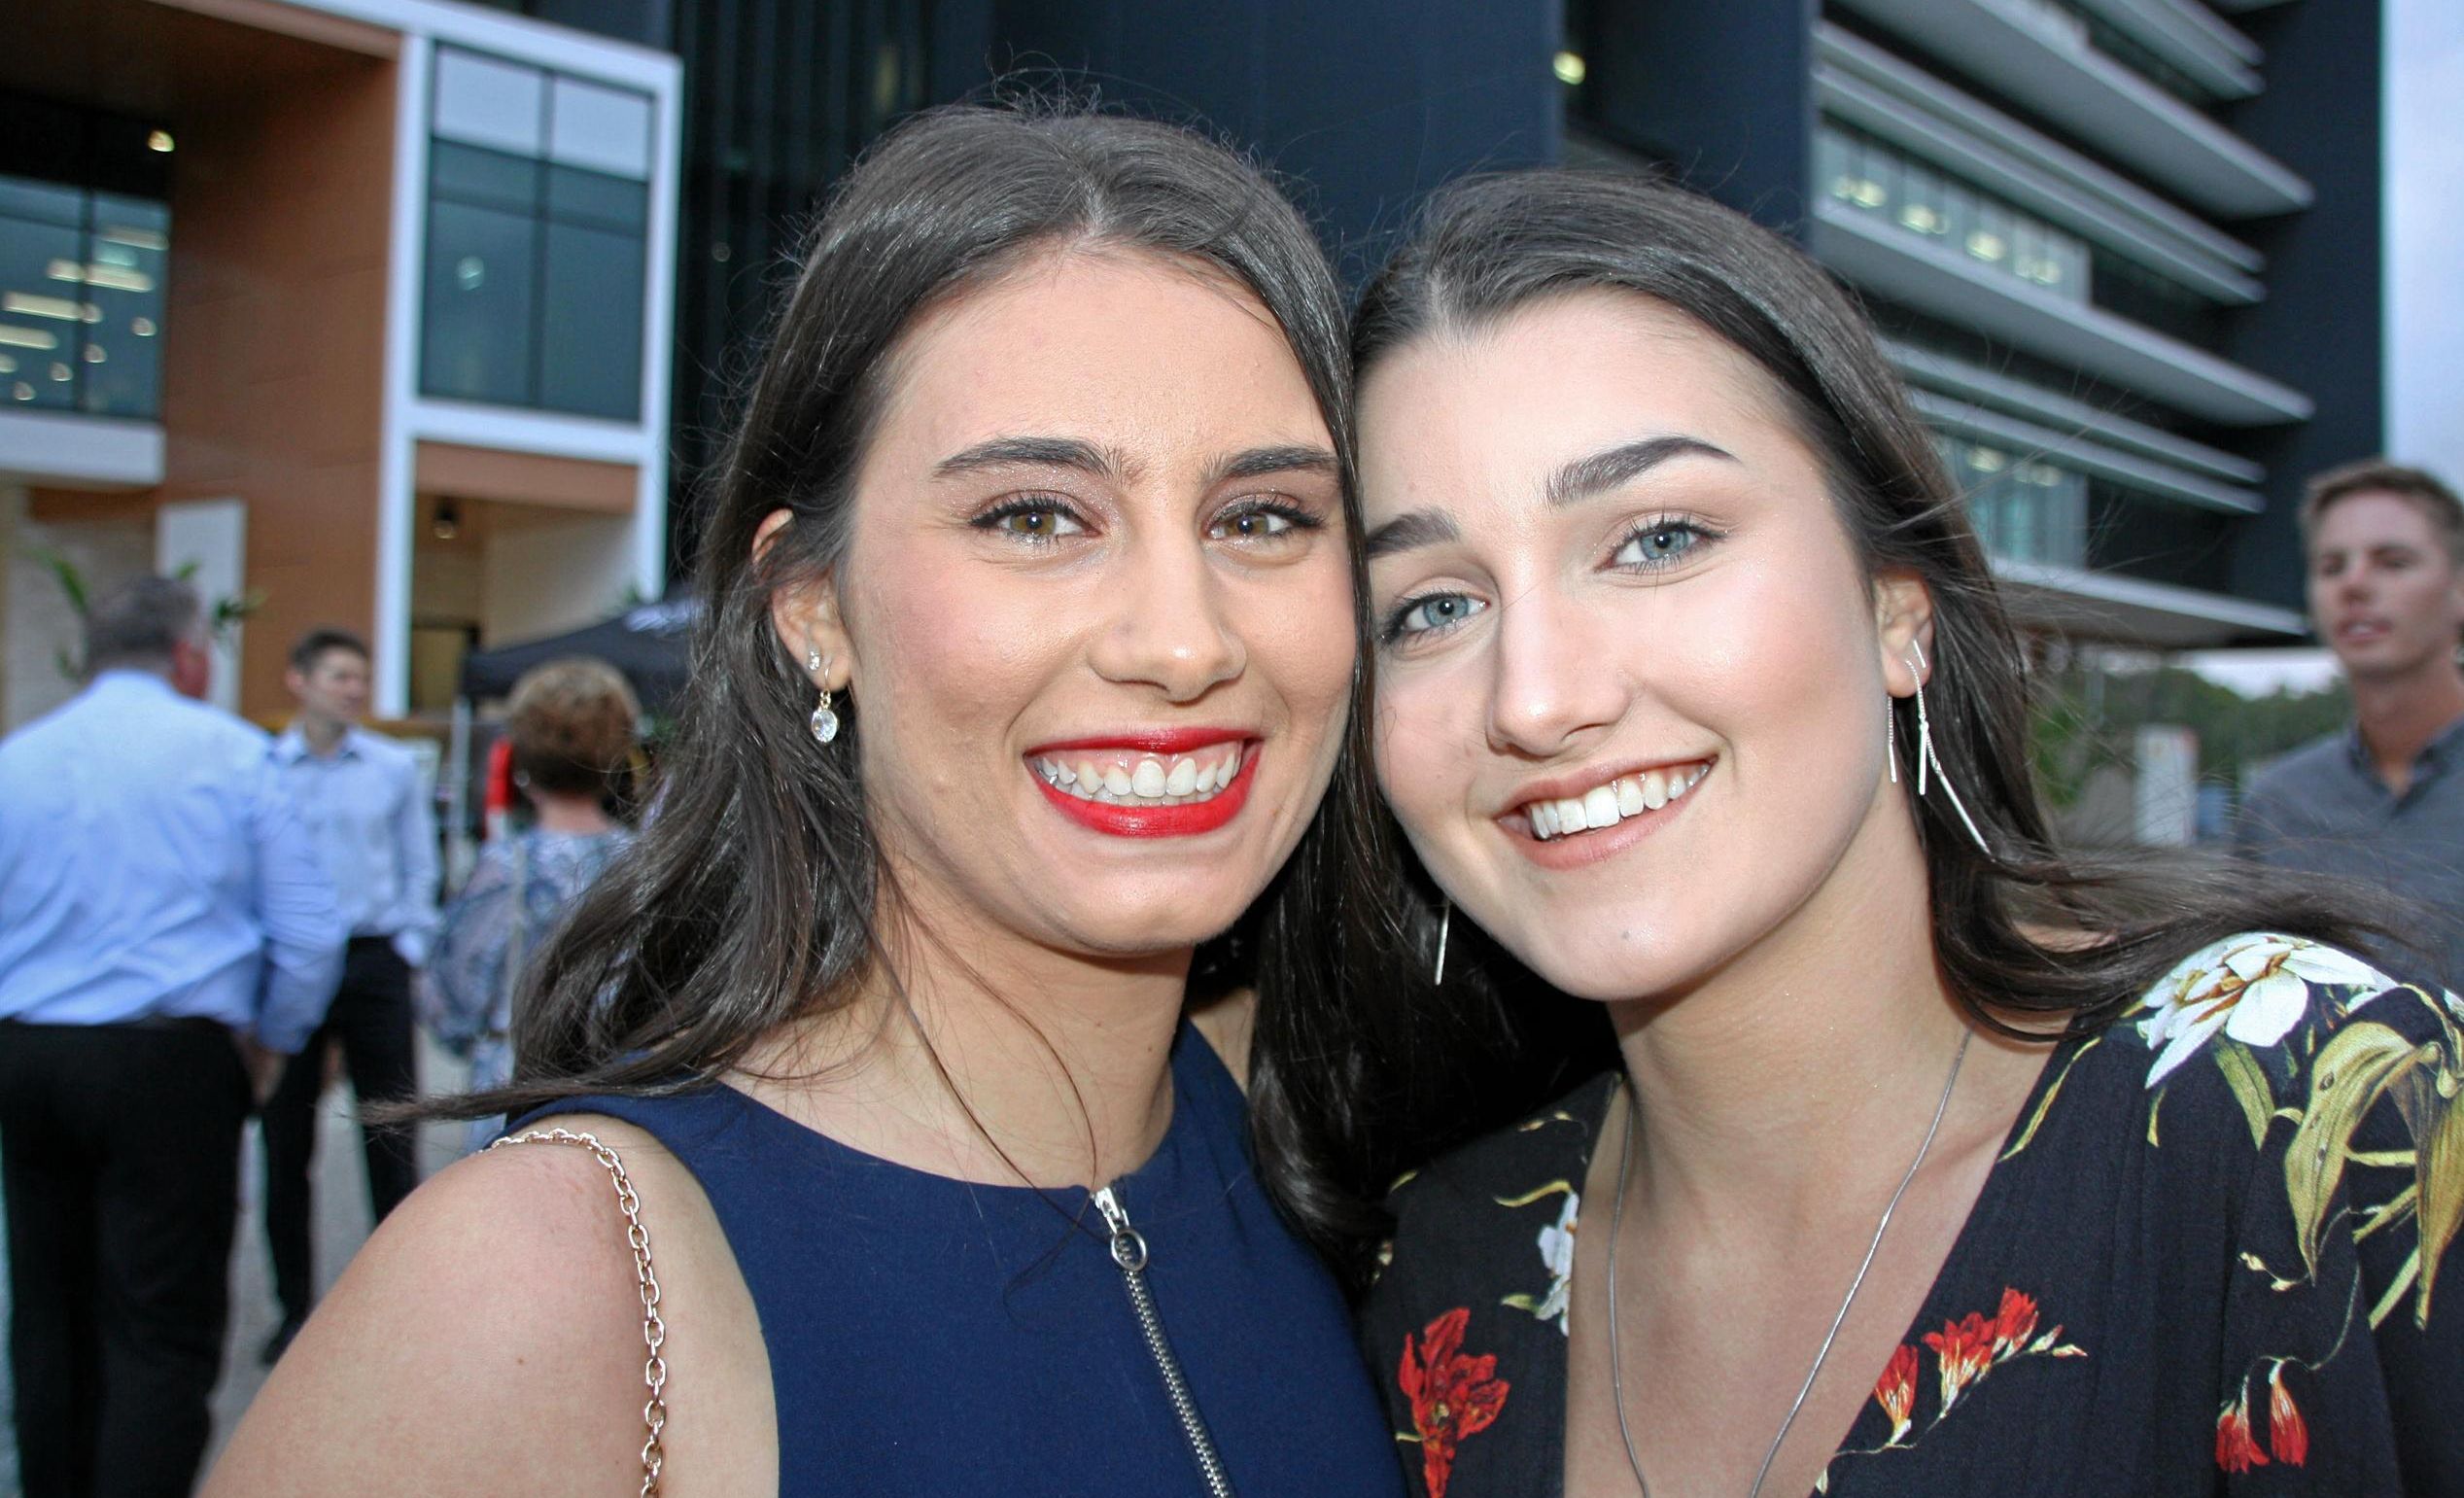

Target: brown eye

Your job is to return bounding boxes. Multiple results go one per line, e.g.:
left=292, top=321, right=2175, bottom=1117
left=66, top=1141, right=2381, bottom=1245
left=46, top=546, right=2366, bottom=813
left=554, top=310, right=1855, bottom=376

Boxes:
left=1208, top=500, right=1318, bottom=542
left=972, top=498, right=1087, bottom=543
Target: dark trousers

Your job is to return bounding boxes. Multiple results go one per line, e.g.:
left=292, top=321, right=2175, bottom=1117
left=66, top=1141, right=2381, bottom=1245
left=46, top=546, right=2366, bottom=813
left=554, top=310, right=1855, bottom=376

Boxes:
left=260, top=936, right=419, bottom=1322
left=0, top=1018, right=251, bottom=1498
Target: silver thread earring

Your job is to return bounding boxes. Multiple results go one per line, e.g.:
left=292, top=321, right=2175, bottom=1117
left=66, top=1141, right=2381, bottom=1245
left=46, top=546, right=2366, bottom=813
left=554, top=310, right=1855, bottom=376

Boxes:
left=1433, top=898, right=1452, bottom=986
left=807, top=648, right=840, bottom=745
left=1908, top=641, right=1991, bottom=855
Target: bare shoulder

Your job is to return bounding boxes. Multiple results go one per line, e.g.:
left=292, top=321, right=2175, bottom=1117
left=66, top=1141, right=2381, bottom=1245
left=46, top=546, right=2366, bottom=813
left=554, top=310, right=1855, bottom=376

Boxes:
left=205, top=1114, right=775, bottom=1498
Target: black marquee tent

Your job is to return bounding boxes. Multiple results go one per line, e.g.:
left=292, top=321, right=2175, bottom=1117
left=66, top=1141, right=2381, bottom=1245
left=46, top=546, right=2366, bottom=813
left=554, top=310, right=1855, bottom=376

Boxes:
left=456, top=597, right=698, bottom=713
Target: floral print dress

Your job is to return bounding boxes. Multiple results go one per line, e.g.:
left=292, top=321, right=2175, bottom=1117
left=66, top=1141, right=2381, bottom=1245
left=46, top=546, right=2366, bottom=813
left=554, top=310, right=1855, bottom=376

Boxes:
left=1358, top=934, right=2464, bottom=1496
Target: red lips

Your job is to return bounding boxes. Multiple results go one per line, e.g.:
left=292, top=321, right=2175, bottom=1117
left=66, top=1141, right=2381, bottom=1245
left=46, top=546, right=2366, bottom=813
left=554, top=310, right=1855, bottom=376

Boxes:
left=1025, top=733, right=1261, bottom=839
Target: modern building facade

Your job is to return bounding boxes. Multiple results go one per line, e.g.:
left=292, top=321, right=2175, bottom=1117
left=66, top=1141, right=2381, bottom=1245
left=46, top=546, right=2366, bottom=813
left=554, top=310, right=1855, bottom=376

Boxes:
left=2, top=0, right=681, bottom=727
left=977, top=0, right=2377, bottom=650
left=92, top=0, right=2368, bottom=708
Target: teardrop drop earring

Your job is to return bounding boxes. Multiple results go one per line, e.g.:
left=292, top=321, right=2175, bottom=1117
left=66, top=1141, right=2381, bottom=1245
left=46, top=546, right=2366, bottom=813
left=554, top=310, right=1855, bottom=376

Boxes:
left=807, top=648, right=840, bottom=746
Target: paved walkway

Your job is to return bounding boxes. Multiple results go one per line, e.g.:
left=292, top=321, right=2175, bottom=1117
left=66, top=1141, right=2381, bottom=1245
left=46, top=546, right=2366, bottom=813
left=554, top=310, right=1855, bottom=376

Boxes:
left=1, top=1038, right=470, bottom=1496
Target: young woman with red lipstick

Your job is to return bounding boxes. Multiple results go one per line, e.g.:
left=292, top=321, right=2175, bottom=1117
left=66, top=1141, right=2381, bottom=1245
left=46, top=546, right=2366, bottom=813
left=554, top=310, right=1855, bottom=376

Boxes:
left=1342, top=172, right=2463, bottom=1498
left=210, top=106, right=1408, bottom=1497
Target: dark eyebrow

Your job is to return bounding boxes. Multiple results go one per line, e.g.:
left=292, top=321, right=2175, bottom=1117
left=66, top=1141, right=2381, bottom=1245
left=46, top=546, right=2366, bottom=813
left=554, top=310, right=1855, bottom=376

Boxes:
left=933, top=435, right=1130, bottom=481
left=1545, top=435, right=1738, bottom=508
left=1210, top=444, right=1339, bottom=485
left=1364, top=509, right=1461, bottom=560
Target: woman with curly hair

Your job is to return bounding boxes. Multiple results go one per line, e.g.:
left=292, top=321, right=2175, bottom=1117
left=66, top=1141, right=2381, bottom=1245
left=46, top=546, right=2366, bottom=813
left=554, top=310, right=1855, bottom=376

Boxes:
left=421, top=658, right=640, bottom=1153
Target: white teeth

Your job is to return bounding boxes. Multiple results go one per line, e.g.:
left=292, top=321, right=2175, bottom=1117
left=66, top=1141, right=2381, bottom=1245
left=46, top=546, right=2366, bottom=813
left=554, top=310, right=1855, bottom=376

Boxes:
left=1032, top=744, right=1246, bottom=808
left=1582, top=784, right=1620, bottom=830
left=1522, top=762, right=1712, bottom=841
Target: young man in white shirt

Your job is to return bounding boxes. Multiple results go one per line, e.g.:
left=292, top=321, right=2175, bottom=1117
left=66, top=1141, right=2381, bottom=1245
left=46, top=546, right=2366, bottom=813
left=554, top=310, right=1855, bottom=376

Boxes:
left=260, top=627, right=439, bottom=1362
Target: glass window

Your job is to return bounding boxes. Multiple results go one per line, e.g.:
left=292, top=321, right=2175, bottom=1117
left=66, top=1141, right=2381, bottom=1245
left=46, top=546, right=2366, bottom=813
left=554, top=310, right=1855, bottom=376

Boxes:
left=1822, top=122, right=2089, bottom=303
left=422, top=199, right=537, bottom=406
left=545, top=165, right=646, bottom=232
left=434, top=50, right=544, bottom=157
left=548, top=78, right=651, bottom=181
left=0, top=210, right=82, bottom=412
left=538, top=220, right=643, bottom=419
left=78, top=195, right=167, bottom=417
left=420, top=54, right=653, bottom=421
left=431, top=141, right=537, bottom=214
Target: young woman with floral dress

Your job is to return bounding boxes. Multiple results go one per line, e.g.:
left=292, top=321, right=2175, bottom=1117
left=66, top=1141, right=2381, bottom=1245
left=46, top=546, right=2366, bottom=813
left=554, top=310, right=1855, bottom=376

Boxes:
left=1344, top=171, right=2463, bottom=1497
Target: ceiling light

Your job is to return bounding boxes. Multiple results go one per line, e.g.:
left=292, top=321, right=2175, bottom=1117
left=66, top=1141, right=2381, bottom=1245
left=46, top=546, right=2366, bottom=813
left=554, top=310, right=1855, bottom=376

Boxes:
left=433, top=498, right=463, bottom=541
left=1552, top=51, right=1586, bottom=86
left=3, top=294, right=101, bottom=323
left=11, top=383, right=32, bottom=401
left=131, top=318, right=157, bottom=336
left=84, top=345, right=106, bottom=363
left=99, top=226, right=168, bottom=252
left=148, top=130, right=174, bottom=153
left=46, top=261, right=154, bottom=294
left=0, top=326, right=58, bottom=350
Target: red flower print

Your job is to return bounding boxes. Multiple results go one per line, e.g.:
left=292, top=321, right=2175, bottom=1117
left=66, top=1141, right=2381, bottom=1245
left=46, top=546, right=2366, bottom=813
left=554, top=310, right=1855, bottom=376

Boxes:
left=1992, top=1288, right=2039, bottom=1358
left=2216, top=1384, right=2271, bottom=1474
left=1922, top=1310, right=1996, bottom=1411
left=2268, top=1366, right=2308, bottom=1467
left=1399, top=1307, right=1510, bottom=1498
left=1874, top=1343, right=1920, bottom=1445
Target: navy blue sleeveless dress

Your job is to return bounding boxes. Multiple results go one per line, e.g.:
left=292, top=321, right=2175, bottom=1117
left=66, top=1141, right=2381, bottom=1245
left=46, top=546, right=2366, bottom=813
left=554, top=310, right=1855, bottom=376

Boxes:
left=521, top=1025, right=1406, bottom=1497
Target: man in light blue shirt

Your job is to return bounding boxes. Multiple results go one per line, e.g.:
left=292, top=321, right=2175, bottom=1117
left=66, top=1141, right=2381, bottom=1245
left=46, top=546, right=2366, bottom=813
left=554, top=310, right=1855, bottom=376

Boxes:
left=0, top=575, right=344, bottom=1497
left=259, top=626, right=438, bottom=1362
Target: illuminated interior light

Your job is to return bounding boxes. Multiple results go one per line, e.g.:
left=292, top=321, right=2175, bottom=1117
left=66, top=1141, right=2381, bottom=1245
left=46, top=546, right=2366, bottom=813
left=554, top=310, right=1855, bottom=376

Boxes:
left=50, top=363, right=72, bottom=381
left=12, top=382, right=32, bottom=401
left=84, top=345, right=107, bottom=363
left=1552, top=52, right=1587, bottom=87
left=98, top=226, right=168, bottom=252
left=131, top=318, right=157, bottom=336
left=0, top=325, right=59, bottom=350
left=45, top=261, right=156, bottom=294
left=148, top=130, right=175, bottom=153
left=0, top=355, right=14, bottom=373
left=3, top=294, right=101, bottom=323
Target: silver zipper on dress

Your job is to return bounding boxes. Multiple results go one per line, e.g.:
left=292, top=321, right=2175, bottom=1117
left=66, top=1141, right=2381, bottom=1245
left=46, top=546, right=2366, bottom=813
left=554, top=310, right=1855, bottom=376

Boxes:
left=1091, top=1184, right=1236, bottom=1498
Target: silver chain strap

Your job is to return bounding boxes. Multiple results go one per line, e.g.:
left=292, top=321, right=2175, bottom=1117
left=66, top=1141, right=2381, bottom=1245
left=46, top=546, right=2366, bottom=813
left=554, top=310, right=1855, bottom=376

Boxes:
left=490, top=1128, right=670, bottom=1497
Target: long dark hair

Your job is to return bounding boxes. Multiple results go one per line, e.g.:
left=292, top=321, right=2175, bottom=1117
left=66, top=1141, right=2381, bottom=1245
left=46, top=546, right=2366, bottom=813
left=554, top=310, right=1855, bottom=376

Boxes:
left=1329, top=169, right=2387, bottom=1171
left=436, top=104, right=1397, bottom=1256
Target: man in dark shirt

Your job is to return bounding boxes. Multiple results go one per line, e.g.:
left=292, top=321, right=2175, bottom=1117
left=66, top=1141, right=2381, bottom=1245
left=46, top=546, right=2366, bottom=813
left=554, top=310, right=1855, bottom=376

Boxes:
left=2239, top=460, right=2464, bottom=992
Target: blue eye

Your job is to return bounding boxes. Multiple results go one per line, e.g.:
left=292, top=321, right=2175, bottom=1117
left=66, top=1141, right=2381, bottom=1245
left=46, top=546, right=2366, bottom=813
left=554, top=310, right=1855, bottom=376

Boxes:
left=1381, top=592, right=1487, bottom=644
left=974, top=497, right=1087, bottom=543
left=1613, top=519, right=1709, bottom=570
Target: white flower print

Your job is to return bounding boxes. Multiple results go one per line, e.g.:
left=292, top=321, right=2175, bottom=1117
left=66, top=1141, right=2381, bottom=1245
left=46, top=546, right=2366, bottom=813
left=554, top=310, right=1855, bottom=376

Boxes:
left=1532, top=1192, right=1578, bottom=1335
left=2135, top=933, right=2397, bottom=1088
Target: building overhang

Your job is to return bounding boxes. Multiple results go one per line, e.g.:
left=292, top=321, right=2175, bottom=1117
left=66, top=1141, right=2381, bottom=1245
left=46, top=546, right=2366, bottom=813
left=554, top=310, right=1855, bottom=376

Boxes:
left=0, top=410, right=164, bottom=490
left=1995, top=559, right=2308, bottom=648
left=1830, top=0, right=2309, bottom=218
left=1811, top=203, right=2311, bottom=426
left=1815, top=27, right=2262, bottom=302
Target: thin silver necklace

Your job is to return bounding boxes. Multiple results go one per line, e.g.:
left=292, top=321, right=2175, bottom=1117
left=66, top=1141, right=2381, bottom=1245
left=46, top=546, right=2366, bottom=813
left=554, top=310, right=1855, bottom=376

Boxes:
left=1605, top=1027, right=1972, bottom=1498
